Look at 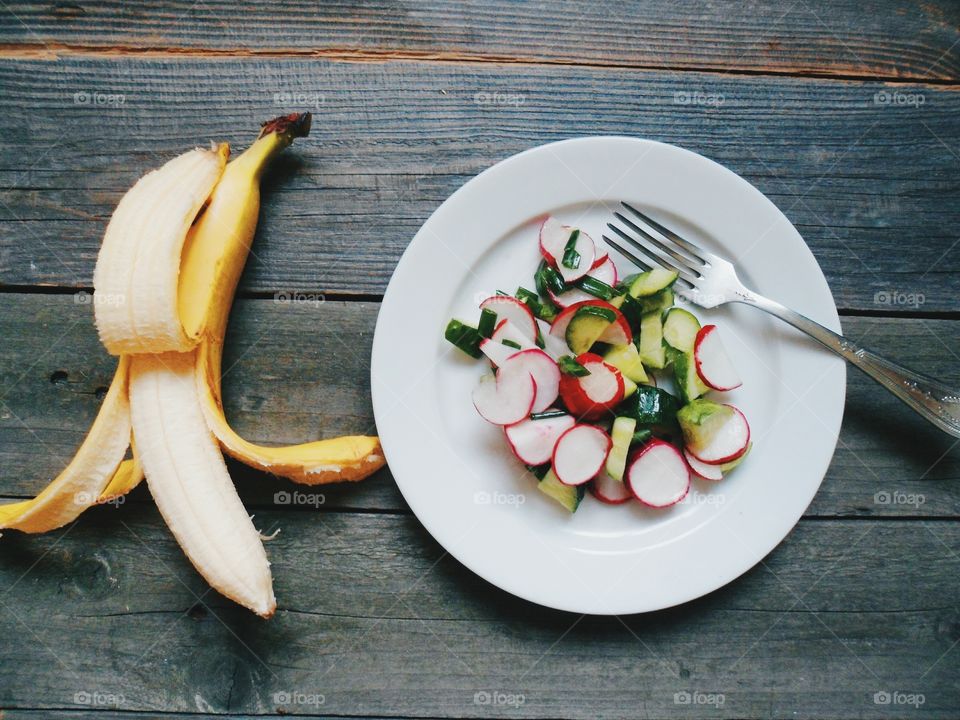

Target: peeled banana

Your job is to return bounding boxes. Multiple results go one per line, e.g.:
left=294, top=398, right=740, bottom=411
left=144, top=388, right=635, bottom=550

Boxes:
left=0, top=113, right=386, bottom=617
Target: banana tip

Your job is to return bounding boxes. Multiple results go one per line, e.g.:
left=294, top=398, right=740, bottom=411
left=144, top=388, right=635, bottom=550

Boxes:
left=260, top=112, right=311, bottom=140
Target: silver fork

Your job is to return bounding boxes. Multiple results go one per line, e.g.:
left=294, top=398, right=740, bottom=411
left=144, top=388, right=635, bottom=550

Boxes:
left=604, top=201, right=960, bottom=439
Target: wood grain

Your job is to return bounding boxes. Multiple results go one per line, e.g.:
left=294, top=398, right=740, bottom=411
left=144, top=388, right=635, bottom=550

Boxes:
left=0, top=1, right=957, bottom=81
left=0, top=293, right=958, bottom=517
left=0, top=506, right=957, bottom=718
left=1, top=58, right=959, bottom=311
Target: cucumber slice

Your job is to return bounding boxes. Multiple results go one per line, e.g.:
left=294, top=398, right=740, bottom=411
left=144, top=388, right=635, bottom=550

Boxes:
left=719, top=441, right=752, bottom=474
left=565, top=305, right=615, bottom=354
left=625, top=267, right=678, bottom=298
left=638, top=311, right=666, bottom=369
left=674, top=350, right=709, bottom=404
left=538, top=468, right=585, bottom=513
left=603, top=342, right=648, bottom=382
left=663, top=307, right=701, bottom=353
left=622, top=376, right=638, bottom=398
left=677, top=399, right=734, bottom=455
left=605, top=416, right=637, bottom=482
left=638, top=287, right=674, bottom=315
left=616, top=385, right=680, bottom=426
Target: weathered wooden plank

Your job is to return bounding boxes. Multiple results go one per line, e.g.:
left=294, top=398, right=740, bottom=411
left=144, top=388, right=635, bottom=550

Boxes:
left=0, top=508, right=957, bottom=718
left=1, top=58, right=959, bottom=311
left=0, top=294, right=958, bottom=518
left=0, top=0, right=958, bottom=81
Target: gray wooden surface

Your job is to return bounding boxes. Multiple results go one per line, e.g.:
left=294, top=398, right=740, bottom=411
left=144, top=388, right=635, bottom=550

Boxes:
left=0, top=2, right=958, bottom=718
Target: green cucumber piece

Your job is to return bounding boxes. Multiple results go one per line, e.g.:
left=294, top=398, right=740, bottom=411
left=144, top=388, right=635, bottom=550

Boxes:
left=605, top=416, right=637, bottom=482
left=616, top=385, right=681, bottom=426
left=565, top=305, right=615, bottom=354
left=443, top=319, right=483, bottom=358
left=622, top=376, right=638, bottom=398
left=638, top=287, right=674, bottom=314
left=638, top=311, right=666, bottom=369
left=603, top=342, right=649, bottom=383
left=625, top=267, right=678, bottom=298
left=674, top=350, right=709, bottom=404
left=719, top=442, right=752, bottom=474
left=538, top=468, right=585, bottom=513
left=662, top=307, right=701, bottom=353
left=677, top=400, right=734, bottom=454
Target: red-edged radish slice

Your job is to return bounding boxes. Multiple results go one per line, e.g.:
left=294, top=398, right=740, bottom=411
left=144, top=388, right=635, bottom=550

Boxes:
left=591, top=244, right=609, bottom=269
left=687, top=405, right=751, bottom=465
left=558, top=353, right=624, bottom=420
left=556, top=230, right=595, bottom=283
left=479, top=338, right=517, bottom=367
left=537, top=318, right=569, bottom=361
left=552, top=424, right=612, bottom=486
left=694, top=324, right=743, bottom=391
left=480, top=295, right=538, bottom=343
left=538, top=216, right=568, bottom=265
left=684, top=449, right=723, bottom=481
left=591, top=470, right=632, bottom=504
left=626, top=439, right=690, bottom=507
left=471, top=364, right=536, bottom=425
left=549, top=299, right=632, bottom=347
left=550, top=257, right=620, bottom=308
left=491, top=318, right=536, bottom=351
left=504, top=349, right=560, bottom=412
left=504, top=412, right=575, bottom=466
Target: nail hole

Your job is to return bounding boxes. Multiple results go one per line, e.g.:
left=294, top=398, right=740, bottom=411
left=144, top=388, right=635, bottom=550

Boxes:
left=188, top=603, right=208, bottom=620
left=94, top=386, right=108, bottom=400
left=50, top=370, right=68, bottom=385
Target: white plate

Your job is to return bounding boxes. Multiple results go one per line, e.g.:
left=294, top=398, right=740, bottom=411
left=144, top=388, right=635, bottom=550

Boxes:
left=371, top=137, right=845, bottom=615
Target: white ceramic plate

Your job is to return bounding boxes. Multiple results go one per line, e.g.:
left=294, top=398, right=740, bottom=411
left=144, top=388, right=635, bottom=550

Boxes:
left=371, top=137, right=845, bottom=615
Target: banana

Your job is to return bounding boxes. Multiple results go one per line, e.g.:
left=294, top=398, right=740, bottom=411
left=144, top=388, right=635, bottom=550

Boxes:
left=179, top=114, right=385, bottom=484
left=129, top=351, right=275, bottom=617
left=93, top=145, right=228, bottom=355
left=0, top=357, right=132, bottom=533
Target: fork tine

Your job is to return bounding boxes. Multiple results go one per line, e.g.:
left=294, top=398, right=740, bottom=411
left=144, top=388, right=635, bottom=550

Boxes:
left=613, top=211, right=701, bottom=275
left=606, top=222, right=699, bottom=283
left=621, top=201, right=706, bottom=263
left=601, top=235, right=651, bottom=272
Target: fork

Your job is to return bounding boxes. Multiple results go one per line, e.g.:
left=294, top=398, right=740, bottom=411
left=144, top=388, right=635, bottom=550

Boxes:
left=604, top=201, right=960, bottom=439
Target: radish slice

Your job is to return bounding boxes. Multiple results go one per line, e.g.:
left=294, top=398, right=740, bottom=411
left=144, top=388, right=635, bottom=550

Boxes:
left=591, top=244, right=609, bottom=269
left=538, top=216, right=569, bottom=265
left=471, top=364, right=536, bottom=425
left=694, top=324, right=743, bottom=391
left=504, top=412, right=575, bottom=466
left=479, top=338, right=517, bottom=367
left=558, top=353, right=624, bottom=420
left=578, top=359, right=622, bottom=404
left=556, top=230, right=595, bottom=283
left=491, top=319, right=536, bottom=351
left=480, top=295, right=538, bottom=343
left=549, top=300, right=631, bottom=347
left=626, top=439, right=690, bottom=507
left=688, top=405, right=751, bottom=465
left=552, top=424, right=612, bottom=486
left=504, top=349, right=560, bottom=412
left=684, top=449, right=723, bottom=481
left=537, top=318, right=569, bottom=361
left=550, top=257, right=619, bottom=308
left=591, top=470, right=632, bottom=504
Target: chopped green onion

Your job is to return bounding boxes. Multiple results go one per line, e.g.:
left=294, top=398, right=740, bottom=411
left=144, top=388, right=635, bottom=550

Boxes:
left=536, top=260, right=567, bottom=296
left=525, top=463, right=550, bottom=480
left=575, top=275, right=618, bottom=301
left=631, top=428, right=653, bottom=445
left=561, top=229, right=581, bottom=270
left=501, top=339, right=522, bottom=350
left=558, top=355, right=591, bottom=377
left=496, top=289, right=510, bottom=296
left=444, top=319, right=483, bottom=358
left=530, top=409, right=569, bottom=421
left=477, top=308, right=497, bottom=338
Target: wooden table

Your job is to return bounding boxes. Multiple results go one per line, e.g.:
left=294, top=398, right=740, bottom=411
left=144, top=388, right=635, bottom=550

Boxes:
left=1, top=2, right=959, bottom=718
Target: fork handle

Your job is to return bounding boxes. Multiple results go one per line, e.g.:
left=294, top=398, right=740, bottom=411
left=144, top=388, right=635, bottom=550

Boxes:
left=745, top=293, right=960, bottom=438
